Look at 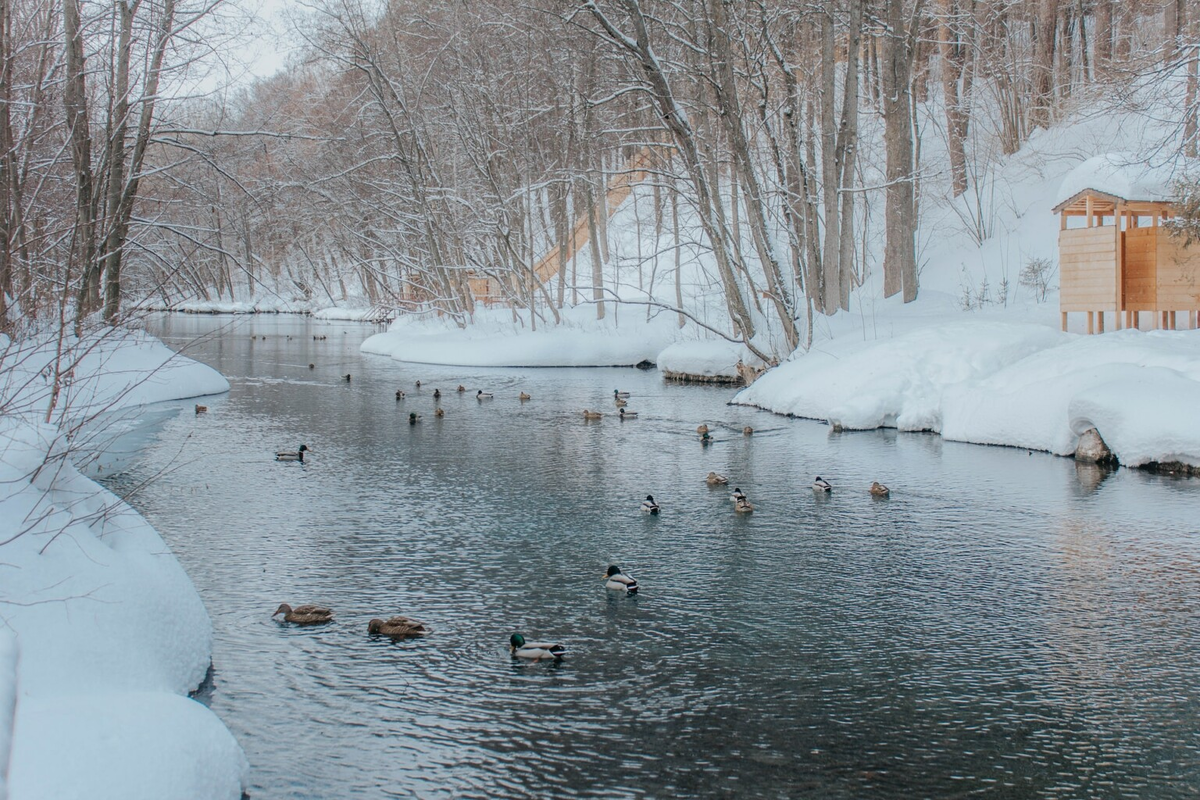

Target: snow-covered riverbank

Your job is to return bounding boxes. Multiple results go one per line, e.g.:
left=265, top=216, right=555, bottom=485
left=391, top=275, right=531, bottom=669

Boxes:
left=0, top=329, right=244, bottom=800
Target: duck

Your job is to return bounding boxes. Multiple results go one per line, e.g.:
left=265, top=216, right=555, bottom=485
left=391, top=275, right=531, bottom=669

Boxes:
left=273, top=603, right=332, bottom=625
left=706, top=472, right=729, bottom=486
left=583, top=409, right=603, bottom=420
left=614, top=397, right=628, bottom=408
left=343, top=374, right=351, bottom=382
left=367, top=616, right=429, bottom=637
left=519, top=392, right=531, bottom=401
left=604, top=565, right=638, bottom=593
left=700, top=431, right=712, bottom=444
left=195, top=404, right=207, bottom=414
left=457, top=385, right=466, bottom=393
left=477, top=390, right=493, bottom=400
left=735, top=497, right=755, bottom=513
left=614, top=389, right=631, bottom=399
left=696, top=424, right=709, bottom=435
left=743, top=426, right=754, bottom=436
left=813, top=476, right=833, bottom=492
left=395, top=390, right=405, bottom=400
left=433, top=388, right=442, bottom=399
left=415, top=380, right=422, bottom=389
left=730, top=487, right=746, bottom=502
left=308, top=363, right=315, bottom=369
left=510, top=633, right=566, bottom=661
left=869, top=481, right=890, bottom=497
left=434, top=407, right=445, bottom=418
left=619, top=408, right=638, bottom=420
left=276, top=445, right=309, bottom=463
left=409, top=412, right=421, bottom=424
left=640, top=494, right=660, bottom=514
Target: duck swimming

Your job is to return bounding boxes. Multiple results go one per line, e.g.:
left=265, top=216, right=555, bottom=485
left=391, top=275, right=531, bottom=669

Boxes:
left=583, top=409, right=603, bottom=420
left=614, top=397, right=628, bottom=408
left=813, top=476, right=833, bottom=492
left=409, top=412, right=421, bottom=424
left=519, top=392, right=531, bottom=401
left=743, top=426, right=754, bottom=435
left=276, top=445, right=309, bottom=463
left=434, top=407, right=445, bottom=417
left=619, top=408, right=638, bottom=419
left=735, top=497, right=755, bottom=513
left=641, top=494, right=660, bottom=514
left=869, top=482, right=890, bottom=497
left=273, top=603, right=332, bottom=625
left=730, top=487, right=746, bottom=502
left=700, top=431, right=712, bottom=444
left=367, top=616, right=429, bottom=637
left=510, top=633, right=565, bottom=661
left=396, top=390, right=405, bottom=400
left=477, top=390, right=494, bottom=400
left=706, top=472, right=729, bottom=486
left=605, top=565, right=639, bottom=593
left=696, top=424, right=709, bottom=435
left=433, top=388, right=441, bottom=399
left=343, top=374, right=351, bottom=382
left=415, top=380, right=422, bottom=388
left=457, top=385, right=466, bottom=393
left=614, top=389, right=631, bottom=399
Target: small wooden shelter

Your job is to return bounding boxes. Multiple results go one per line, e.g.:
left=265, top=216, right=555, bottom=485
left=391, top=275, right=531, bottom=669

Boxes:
left=1054, top=153, right=1200, bottom=333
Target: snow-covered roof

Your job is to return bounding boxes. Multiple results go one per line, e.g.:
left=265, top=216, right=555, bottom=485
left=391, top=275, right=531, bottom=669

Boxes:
left=1054, top=153, right=1188, bottom=209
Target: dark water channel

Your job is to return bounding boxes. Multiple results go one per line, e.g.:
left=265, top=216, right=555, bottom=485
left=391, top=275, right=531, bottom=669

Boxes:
left=102, top=314, right=1200, bottom=799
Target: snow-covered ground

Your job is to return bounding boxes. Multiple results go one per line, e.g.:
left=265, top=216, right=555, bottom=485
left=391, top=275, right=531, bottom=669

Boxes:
left=0, top=329, right=244, bottom=800
left=141, top=295, right=392, bottom=322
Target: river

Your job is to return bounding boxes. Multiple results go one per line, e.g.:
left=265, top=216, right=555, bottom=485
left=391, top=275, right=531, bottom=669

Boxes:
left=100, top=313, right=1200, bottom=799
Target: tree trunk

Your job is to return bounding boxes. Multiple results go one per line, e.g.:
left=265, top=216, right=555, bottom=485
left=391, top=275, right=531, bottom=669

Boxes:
left=64, top=0, right=98, bottom=325
left=880, top=0, right=921, bottom=303
left=1030, top=0, right=1059, bottom=129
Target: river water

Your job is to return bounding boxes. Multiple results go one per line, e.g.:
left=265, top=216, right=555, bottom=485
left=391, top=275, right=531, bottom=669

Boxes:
left=101, top=314, right=1200, bottom=799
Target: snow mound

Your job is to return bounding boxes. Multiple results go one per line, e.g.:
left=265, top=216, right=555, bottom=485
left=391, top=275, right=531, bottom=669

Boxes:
left=9, top=693, right=247, bottom=800
left=363, top=308, right=674, bottom=367
left=0, top=416, right=245, bottom=799
left=0, top=328, right=229, bottom=422
left=657, top=340, right=755, bottom=379
left=736, top=323, right=1200, bottom=468
left=1054, top=152, right=1191, bottom=206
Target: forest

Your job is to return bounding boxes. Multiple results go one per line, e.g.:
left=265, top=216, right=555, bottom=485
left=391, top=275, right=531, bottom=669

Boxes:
left=1, top=0, right=1197, bottom=361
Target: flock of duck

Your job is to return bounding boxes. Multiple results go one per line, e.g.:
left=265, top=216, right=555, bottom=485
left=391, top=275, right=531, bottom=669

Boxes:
left=270, top=380, right=891, bottom=660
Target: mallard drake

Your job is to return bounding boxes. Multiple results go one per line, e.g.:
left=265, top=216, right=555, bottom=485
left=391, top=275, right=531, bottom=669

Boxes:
left=614, top=389, right=631, bottom=399
left=368, top=616, right=429, bottom=637
left=619, top=408, right=638, bottom=419
left=706, top=472, right=729, bottom=485
left=477, top=390, right=493, bottom=400
left=409, top=412, right=421, bottom=424
left=605, top=565, right=638, bottom=593
left=510, top=633, right=565, bottom=660
left=415, top=380, right=422, bottom=388
left=276, top=445, right=309, bottom=462
left=457, top=385, right=466, bottom=393
left=519, top=392, right=531, bottom=401
left=743, top=426, right=754, bottom=435
left=434, top=407, right=445, bottom=418
left=813, top=476, right=833, bottom=492
left=195, top=404, right=207, bottom=414
left=730, top=487, right=746, bottom=502
left=735, top=497, right=755, bottom=513
left=273, top=603, right=332, bottom=625
left=869, top=482, right=890, bottom=497
left=343, top=374, right=351, bottom=382
left=433, top=388, right=441, bottom=399
left=614, top=397, right=628, bottom=408
left=395, top=390, right=405, bottom=400
left=700, top=431, right=713, bottom=444
left=641, top=494, right=660, bottom=514
left=308, top=363, right=315, bottom=370
left=583, top=409, right=603, bottom=420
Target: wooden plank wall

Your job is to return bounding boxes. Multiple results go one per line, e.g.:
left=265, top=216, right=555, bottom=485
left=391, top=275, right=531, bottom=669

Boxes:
left=1059, top=226, right=1118, bottom=311
left=1154, top=228, right=1200, bottom=310
left=1123, top=227, right=1158, bottom=311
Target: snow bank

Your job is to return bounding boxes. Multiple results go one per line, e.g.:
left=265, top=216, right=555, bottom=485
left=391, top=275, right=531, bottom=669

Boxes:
left=144, top=296, right=393, bottom=322
left=0, top=632, right=14, bottom=800
left=736, top=323, right=1200, bottom=468
left=657, top=340, right=758, bottom=380
left=1054, top=152, right=1193, bottom=206
left=363, top=306, right=674, bottom=367
left=0, top=416, right=246, bottom=799
left=0, top=328, right=229, bottom=422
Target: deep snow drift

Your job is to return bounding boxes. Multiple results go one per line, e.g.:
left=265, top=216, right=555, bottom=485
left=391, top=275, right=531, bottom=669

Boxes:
left=0, top=329, right=244, bottom=800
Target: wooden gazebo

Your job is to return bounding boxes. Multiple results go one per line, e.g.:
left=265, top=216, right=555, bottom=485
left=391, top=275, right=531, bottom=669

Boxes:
left=1054, top=154, right=1200, bottom=333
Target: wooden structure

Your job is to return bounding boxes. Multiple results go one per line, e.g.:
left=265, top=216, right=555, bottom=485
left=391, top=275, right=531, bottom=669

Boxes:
left=1054, top=170, right=1200, bottom=333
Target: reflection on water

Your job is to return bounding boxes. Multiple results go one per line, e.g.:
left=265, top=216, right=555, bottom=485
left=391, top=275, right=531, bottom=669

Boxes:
left=100, top=314, right=1200, bottom=799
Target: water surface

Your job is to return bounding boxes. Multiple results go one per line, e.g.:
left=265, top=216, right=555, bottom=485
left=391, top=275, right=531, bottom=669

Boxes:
left=104, top=314, right=1200, bottom=798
